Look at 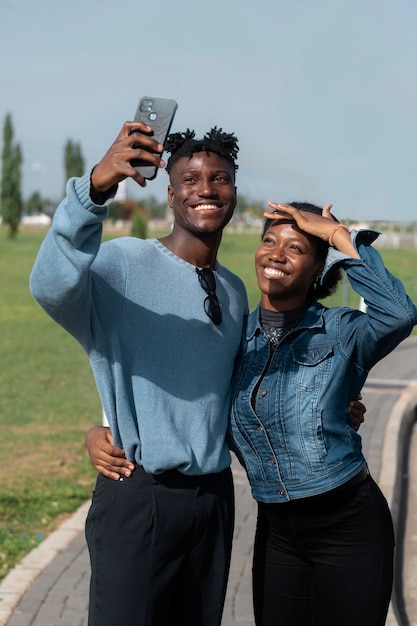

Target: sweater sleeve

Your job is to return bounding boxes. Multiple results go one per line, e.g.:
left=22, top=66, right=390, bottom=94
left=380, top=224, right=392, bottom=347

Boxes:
left=29, top=174, right=116, bottom=348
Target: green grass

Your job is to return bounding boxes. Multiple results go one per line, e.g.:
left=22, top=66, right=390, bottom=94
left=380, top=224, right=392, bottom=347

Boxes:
left=0, top=228, right=100, bottom=579
left=0, top=224, right=416, bottom=580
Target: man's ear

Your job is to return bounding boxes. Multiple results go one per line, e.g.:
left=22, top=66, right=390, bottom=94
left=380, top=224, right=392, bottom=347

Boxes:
left=168, top=185, right=174, bottom=208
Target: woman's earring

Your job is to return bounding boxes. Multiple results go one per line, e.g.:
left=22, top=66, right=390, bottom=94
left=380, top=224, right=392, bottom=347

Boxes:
left=314, top=274, right=322, bottom=290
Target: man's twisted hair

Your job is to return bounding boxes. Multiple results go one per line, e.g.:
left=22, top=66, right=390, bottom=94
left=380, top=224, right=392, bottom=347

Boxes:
left=165, top=127, right=239, bottom=174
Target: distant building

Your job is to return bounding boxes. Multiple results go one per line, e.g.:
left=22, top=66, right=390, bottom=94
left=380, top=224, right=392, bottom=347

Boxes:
left=114, top=179, right=127, bottom=202
left=21, top=213, right=51, bottom=226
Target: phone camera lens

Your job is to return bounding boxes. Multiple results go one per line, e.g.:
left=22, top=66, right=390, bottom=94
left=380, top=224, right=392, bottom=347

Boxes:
left=140, top=99, right=153, bottom=112
left=149, top=112, right=157, bottom=121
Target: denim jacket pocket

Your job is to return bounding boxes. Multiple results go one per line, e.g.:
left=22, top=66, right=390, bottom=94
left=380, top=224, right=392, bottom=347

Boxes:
left=289, top=343, right=334, bottom=392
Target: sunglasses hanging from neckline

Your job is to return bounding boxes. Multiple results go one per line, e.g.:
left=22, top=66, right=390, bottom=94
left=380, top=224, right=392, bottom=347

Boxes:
left=195, top=267, right=222, bottom=325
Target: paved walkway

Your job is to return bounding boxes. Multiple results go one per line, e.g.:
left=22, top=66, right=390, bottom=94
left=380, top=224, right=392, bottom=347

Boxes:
left=1, top=337, right=417, bottom=626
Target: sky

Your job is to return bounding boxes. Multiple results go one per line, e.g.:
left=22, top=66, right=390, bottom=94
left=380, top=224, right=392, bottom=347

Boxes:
left=1, top=0, right=417, bottom=222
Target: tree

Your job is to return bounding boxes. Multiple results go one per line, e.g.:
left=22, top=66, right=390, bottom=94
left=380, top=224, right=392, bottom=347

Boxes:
left=0, top=113, right=23, bottom=238
left=131, top=211, right=148, bottom=239
left=64, top=139, right=85, bottom=183
left=108, top=200, right=128, bottom=223
left=141, top=195, right=167, bottom=220
left=25, top=191, right=44, bottom=215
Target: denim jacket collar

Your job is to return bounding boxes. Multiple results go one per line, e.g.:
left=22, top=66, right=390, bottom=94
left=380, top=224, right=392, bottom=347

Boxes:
left=246, top=300, right=325, bottom=342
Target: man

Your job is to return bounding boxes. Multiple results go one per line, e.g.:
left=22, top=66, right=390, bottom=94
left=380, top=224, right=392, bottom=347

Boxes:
left=30, top=122, right=248, bottom=626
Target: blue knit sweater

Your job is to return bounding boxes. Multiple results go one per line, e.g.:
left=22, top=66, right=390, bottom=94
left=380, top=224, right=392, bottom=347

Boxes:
left=30, top=175, right=248, bottom=475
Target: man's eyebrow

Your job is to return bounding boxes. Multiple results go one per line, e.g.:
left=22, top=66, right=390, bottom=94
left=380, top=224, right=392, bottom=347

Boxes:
left=180, top=168, right=232, bottom=175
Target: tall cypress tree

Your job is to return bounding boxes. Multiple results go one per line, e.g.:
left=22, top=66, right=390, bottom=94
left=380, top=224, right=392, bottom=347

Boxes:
left=64, top=139, right=85, bottom=185
left=1, top=114, right=23, bottom=239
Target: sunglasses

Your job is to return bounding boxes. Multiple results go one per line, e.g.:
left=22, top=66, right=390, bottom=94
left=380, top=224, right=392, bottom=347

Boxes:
left=195, top=267, right=222, bottom=325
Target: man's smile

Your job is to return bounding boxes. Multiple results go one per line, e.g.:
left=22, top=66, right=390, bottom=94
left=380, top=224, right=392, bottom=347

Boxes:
left=190, top=203, right=222, bottom=211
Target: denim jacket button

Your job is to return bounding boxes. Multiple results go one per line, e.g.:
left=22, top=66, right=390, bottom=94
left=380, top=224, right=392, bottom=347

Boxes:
left=260, top=389, right=267, bottom=397
left=267, top=458, right=275, bottom=465
left=278, top=489, right=285, bottom=496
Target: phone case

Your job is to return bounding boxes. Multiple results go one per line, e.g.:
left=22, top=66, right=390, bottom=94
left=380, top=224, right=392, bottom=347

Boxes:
left=131, top=96, right=178, bottom=180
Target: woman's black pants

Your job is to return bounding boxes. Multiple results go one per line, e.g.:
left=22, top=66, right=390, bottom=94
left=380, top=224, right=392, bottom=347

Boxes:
left=253, top=476, right=394, bottom=626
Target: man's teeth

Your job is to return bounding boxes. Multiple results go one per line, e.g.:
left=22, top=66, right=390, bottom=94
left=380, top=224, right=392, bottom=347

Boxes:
left=193, top=204, right=219, bottom=210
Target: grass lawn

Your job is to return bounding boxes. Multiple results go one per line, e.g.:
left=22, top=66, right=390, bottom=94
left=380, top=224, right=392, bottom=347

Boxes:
left=0, top=228, right=100, bottom=579
left=0, top=223, right=416, bottom=580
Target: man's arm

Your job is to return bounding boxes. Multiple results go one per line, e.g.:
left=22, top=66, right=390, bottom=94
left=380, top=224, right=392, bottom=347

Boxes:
left=30, top=121, right=166, bottom=342
left=87, top=399, right=368, bottom=481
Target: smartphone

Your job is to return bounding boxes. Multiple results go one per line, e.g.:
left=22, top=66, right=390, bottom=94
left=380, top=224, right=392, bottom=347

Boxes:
left=131, top=96, right=178, bottom=180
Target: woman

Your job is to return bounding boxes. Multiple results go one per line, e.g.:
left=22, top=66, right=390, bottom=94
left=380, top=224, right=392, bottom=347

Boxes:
left=84, top=202, right=385, bottom=623
left=228, top=201, right=417, bottom=625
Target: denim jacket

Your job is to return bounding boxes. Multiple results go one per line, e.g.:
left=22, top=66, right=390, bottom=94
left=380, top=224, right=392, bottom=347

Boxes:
left=229, top=230, right=417, bottom=503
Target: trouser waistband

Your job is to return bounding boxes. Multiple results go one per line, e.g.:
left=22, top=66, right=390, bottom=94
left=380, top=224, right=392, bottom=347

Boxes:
left=135, top=464, right=231, bottom=488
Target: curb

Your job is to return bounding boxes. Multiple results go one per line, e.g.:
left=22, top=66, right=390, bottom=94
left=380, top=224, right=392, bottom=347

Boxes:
left=0, top=501, right=90, bottom=626
left=381, top=383, right=417, bottom=626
